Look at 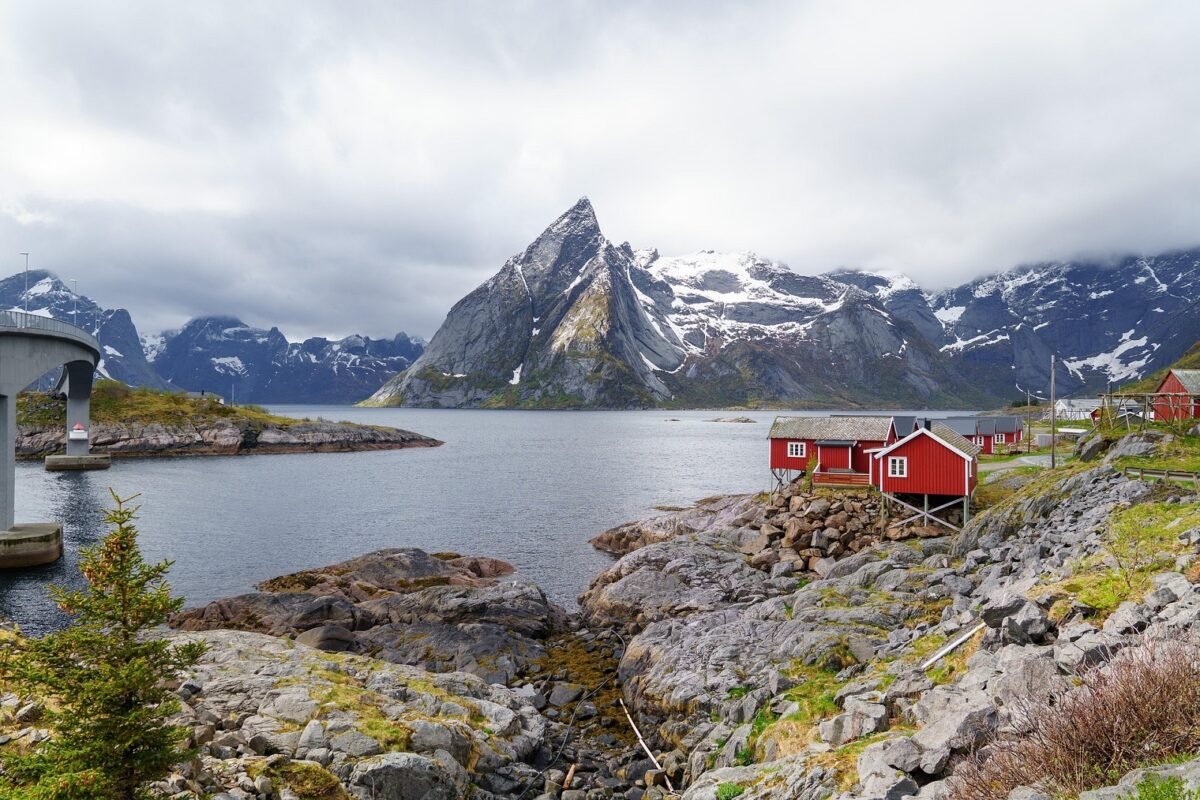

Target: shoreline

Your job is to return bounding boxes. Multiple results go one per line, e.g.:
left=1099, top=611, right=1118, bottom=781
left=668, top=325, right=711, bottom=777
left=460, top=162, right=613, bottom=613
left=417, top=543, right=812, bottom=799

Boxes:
left=15, top=419, right=443, bottom=460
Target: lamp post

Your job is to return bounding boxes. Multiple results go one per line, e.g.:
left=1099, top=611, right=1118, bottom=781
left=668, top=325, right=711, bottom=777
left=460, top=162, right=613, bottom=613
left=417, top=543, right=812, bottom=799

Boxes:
left=19, top=253, right=29, bottom=312
left=71, top=279, right=78, bottom=326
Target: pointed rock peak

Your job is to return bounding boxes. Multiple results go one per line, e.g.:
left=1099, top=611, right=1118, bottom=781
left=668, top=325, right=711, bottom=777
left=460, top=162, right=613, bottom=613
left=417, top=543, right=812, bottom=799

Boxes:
left=542, top=196, right=601, bottom=239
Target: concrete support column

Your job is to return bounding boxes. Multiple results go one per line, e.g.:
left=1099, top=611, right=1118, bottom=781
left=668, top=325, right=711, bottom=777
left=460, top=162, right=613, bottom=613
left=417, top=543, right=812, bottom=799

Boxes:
left=0, top=393, right=13, bottom=531
left=64, top=360, right=94, bottom=457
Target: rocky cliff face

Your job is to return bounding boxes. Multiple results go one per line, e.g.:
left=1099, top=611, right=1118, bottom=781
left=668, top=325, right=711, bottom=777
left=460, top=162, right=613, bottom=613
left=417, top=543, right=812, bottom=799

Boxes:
left=372, top=199, right=1200, bottom=409
left=367, top=200, right=987, bottom=409
left=150, top=316, right=424, bottom=404
left=0, top=270, right=169, bottom=389
left=923, top=250, right=1200, bottom=401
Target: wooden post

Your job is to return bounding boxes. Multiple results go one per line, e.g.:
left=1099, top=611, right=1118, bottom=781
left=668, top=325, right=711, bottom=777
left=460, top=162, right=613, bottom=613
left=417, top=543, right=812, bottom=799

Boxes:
left=1050, top=354, right=1057, bottom=470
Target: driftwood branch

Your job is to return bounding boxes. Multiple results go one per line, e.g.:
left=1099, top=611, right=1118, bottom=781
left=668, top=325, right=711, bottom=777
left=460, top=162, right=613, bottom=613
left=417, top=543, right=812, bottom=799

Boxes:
left=620, top=698, right=676, bottom=794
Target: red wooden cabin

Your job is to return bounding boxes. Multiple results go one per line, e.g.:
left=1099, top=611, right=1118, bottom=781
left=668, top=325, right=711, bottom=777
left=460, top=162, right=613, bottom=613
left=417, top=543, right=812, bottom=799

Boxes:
left=768, top=416, right=898, bottom=486
left=1153, top=369, right=1200, bottom=421
left=871, top=423, right=981, bottom=530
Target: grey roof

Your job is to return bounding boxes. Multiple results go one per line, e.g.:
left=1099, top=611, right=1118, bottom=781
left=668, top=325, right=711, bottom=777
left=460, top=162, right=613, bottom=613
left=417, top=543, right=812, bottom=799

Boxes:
left=1170, top=369, right=1200, bottom=393
left=891, top=416, right=918, bottom=436
left=940, top=417, right=981, bottom=437
left=769, top=416, right=896, bottom=441
left=1056, top=398, right=1103, bottom=410
left=930, top=424, right=984, bottom=457
left=993, top=416, right=1022, bottom=434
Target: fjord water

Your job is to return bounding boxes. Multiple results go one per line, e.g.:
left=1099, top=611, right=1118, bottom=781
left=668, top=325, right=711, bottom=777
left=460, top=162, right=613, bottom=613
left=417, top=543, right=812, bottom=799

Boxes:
left=0, top=407, right=972, bottom=634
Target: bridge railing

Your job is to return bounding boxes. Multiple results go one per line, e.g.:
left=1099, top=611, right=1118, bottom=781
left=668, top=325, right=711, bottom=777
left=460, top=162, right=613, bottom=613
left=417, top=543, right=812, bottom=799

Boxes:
left=0, top=310, right=100, bottom=352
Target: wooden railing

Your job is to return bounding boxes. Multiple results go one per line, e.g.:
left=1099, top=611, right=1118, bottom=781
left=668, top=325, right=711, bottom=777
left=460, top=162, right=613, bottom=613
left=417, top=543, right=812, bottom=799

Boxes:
left=813, top=471, right=870, bottom=487
left=1122, top=466, right=1200, bottom=488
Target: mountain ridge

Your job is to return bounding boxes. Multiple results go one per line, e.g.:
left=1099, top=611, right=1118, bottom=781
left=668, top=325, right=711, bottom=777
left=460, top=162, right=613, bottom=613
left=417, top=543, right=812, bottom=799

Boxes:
left=366, top=198, right=1200, bottom=409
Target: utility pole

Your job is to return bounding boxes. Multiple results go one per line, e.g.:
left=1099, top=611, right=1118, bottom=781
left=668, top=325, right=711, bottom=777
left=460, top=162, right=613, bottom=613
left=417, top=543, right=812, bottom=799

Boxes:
left=1050, top=355, right=1057, bottom=469
left=19, top=253, right=29, bottom=312
left=71, top=279, right=78, bottom=326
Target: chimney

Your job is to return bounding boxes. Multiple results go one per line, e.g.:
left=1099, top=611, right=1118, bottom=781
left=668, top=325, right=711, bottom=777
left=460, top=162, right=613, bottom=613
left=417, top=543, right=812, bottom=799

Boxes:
left=923, top=418, right=932, bottom=431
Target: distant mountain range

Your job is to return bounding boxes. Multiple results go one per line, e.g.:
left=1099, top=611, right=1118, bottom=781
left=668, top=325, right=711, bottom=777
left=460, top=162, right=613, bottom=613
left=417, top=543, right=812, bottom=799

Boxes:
left=366, top=198, right=1200, bottom=409
left=1, top=271, right=424, bottom=403
left=6, top=203, right=1199, bottom=408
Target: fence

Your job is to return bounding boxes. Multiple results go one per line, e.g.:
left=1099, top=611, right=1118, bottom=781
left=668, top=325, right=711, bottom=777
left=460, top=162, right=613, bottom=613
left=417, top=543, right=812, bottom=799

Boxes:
left=1121, top=466, right=1200, bottom=489
left=0, top=310, right=99, bottom=351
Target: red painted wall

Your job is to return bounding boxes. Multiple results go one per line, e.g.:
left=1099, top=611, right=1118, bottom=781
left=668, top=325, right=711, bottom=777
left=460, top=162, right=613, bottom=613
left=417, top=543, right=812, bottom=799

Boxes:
left=770, top=438, right=814, bottom=470
left=1154, top=373, right=1199, bottom=421
left=878, top=433, right=976, bottom=496
left=819, top=444, right=851, bottom=470
left=850, top=440, right=886, bottom=472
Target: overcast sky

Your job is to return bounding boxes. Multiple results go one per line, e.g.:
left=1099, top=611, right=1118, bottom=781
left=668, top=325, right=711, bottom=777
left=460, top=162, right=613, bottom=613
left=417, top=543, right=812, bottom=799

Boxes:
left=2, top=1, right=1199, bottom=341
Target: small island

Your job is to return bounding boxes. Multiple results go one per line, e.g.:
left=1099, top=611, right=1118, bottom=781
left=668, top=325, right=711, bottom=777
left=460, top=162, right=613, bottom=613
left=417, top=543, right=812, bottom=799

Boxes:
left=14, top=381, right=441, bottom=459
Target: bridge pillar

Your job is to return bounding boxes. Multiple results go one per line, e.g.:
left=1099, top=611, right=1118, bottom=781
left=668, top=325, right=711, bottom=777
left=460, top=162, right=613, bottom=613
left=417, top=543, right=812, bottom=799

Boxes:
left=65, top=360, right=93, bottom=457
left=0, top=392, right=14, bottom=530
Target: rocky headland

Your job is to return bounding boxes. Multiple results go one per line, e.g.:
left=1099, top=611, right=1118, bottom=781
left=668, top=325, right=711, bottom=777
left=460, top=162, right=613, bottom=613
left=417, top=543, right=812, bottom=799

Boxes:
left=15, top=418, right=441, bottom=459
left=5, top=430, right=1200, bottom=800
left=15, top=383, right=441, bottom=458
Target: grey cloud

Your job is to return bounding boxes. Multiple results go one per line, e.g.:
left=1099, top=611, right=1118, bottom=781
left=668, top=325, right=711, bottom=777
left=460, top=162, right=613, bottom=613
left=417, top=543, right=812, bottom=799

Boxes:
left=2, top=1, right=1199, bottom=340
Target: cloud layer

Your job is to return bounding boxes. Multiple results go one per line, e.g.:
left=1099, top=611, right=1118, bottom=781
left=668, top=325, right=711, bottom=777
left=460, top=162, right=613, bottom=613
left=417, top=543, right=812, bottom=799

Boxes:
left=2, top=1, right=1199, bottom=340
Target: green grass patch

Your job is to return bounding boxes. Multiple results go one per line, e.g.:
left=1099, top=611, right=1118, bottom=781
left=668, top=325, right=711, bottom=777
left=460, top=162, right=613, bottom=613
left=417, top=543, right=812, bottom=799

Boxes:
left=17, top=380, right=302, bottom=428
left=716, top=783, right=746, bottom=800
left=1039, top=500, right=1200, bottom=620
left=247, top=760, right=348, bottom=800
left=1116, top=435, right=1200, bottom=473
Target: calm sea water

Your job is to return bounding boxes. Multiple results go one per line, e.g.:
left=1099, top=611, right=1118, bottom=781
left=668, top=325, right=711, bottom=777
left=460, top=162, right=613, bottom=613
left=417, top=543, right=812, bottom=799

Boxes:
left=0, top=407, right=974, bottom=634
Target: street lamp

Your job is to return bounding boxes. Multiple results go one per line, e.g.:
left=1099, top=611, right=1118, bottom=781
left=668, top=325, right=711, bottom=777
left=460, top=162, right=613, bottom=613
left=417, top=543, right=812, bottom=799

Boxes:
left=19, top=253, right=29, bottom=312
left=71, top=279, right=78, bottom=326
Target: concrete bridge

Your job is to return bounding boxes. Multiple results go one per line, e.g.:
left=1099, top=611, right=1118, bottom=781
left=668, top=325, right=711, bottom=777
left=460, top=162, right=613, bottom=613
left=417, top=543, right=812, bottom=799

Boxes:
left=0, top=310, right=101, bottom=567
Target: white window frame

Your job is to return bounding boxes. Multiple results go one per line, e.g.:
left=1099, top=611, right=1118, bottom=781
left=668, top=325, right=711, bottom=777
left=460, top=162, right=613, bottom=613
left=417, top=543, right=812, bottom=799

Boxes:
left=787, top=441, right=806, bottom=459
left=975, top=436, right=985, bottom=446
left=994, top=433, right=1005, bottom=444
left=887, top=456, right=908, bottom=478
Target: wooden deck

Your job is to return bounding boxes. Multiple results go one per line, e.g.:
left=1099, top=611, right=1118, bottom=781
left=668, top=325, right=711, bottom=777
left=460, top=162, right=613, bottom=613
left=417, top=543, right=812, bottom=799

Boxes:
left=813, top=470, right=870, bottom=487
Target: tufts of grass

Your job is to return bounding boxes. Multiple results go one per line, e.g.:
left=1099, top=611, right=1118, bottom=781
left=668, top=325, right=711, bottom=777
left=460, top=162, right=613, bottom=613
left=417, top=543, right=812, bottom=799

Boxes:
left=1037, top=501, right=1200, bottom=621
left=716, top=783, right=746, bottom=800
left=17, top=381, right=299, bottom=428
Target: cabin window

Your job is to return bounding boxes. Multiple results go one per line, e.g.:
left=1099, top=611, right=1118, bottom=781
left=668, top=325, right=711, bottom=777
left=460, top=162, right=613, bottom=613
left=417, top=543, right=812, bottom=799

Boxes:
left=887, top=457, right=907, bottom=478
left=787, top=441, right=806, bottom=459
left=974, top=436, right=985, bottom=446
left=994, top=433, right=1005, bottom=444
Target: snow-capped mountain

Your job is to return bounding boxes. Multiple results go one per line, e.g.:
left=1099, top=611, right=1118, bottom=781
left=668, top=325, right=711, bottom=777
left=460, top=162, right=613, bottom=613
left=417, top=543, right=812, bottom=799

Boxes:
left=0, top=270, right=423, bottom=403
left=367, top=199, right=1200, bottom=409
left=921, top=252, right=1200, bottom=400
left=366, top=199, right=986, bottom=408
left=0, top=270, right=169, bottom=389
left=149, top=317, right=424, bottom=404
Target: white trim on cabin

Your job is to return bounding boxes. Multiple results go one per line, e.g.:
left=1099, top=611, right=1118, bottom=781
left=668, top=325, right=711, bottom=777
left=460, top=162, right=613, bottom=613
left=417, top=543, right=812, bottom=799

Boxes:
left=888, top=457, right=908, bottom=478
left=872, top=426, right=974, bottom=462
left=993, top=433, right=1005, bottom=444
left=787, top=441, right=806, bottom=459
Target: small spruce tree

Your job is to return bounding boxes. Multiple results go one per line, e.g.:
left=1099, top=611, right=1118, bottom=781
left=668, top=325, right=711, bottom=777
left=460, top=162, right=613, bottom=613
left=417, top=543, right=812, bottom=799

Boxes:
left=0, top=492, right=206, bottom=800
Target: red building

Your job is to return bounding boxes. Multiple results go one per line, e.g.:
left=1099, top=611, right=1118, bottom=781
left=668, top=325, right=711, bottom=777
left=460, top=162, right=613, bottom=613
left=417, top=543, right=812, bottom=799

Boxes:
left=872, top=423, right=982, bottom=529
left=941, top=416, right=1024, bottom=454
left=1153, top=369, right=1200, bottom=421
left=871, top=425, right=980, bottom=497
left=768, top=416, right=899, bottom=486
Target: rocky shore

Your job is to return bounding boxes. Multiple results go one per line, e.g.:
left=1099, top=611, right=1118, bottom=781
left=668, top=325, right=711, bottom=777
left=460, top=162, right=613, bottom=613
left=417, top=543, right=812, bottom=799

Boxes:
left=15, top=418, right=441, bottom=459
left=6, top=430, right=1200, bottom=800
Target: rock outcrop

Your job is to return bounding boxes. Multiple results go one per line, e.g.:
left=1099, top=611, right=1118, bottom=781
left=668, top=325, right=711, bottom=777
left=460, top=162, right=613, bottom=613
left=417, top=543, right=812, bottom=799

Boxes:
left=16, top=418, right=441, bottom=459
left=578, top=460, right=1200, bottom=799
left=173, top=549, right=566, bottom=685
